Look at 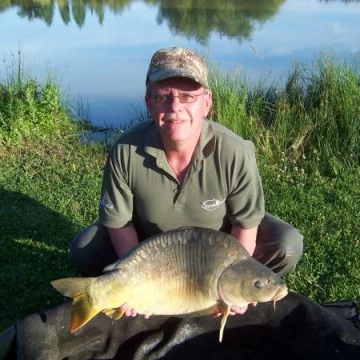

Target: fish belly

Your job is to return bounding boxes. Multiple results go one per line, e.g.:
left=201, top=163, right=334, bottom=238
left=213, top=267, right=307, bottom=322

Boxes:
left=89, top=270, right=216, bottom=315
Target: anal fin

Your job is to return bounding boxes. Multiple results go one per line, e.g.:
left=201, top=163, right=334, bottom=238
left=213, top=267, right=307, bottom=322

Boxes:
left=103, top=308, right=126, bottom=320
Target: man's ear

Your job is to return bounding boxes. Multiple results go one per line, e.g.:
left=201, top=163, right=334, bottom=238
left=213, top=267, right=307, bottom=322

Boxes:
left=204, top=90, right=213, bottom=117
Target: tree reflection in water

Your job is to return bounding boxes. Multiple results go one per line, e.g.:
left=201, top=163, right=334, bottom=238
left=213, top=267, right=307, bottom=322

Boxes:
left=1, top=0, right=284, bottom=42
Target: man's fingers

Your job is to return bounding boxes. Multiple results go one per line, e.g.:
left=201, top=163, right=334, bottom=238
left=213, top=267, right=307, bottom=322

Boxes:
left=212, top=304, right=248, bottom=318
left=230, top=305, right=248, bottom=314
left=125, top=308, right=136, bottom=317
left=118, top=303, right=137, bottom=317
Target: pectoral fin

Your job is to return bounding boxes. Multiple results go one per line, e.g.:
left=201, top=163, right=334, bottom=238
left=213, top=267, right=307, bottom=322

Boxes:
left=219, top=304, right=231, bottom=342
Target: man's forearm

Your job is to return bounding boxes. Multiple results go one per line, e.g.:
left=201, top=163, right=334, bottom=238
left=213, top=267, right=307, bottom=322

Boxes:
left=107, top=224, right=139, bottom=259
left=230, top=225, right=258, bottom=256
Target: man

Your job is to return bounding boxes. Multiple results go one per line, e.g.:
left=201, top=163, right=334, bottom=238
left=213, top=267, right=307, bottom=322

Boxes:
left=70, top=46, right=303, bottom=315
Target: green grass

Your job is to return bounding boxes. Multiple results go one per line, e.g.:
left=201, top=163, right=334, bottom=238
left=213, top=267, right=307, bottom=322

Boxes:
left=0, top=139, right=106, bottom=330
left=0, top=52, right=359, bottom=332
left=260, top=158, right=360, bottom=302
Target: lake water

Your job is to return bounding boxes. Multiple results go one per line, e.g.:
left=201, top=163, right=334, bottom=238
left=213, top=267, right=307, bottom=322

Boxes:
left=0, top=0, right=359, bottom=128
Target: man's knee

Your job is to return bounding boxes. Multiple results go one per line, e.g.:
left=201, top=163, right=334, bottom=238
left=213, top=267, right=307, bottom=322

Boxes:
left=277, top=225, right=304, bottom=274
left=69, top=223, right=114, bottom=276
left=70, top=224, right=100, bottom=260
left=256, top=214, right=304, bottom=275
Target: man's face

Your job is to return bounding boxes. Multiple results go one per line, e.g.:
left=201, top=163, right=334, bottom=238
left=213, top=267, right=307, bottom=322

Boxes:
left=146, top=77, right=212, bottom=146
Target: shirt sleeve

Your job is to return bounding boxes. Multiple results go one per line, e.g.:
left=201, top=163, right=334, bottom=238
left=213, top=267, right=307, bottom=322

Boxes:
left=99, top=144, right=133, bottom=229
left=225, top=141, right=265, bottom=229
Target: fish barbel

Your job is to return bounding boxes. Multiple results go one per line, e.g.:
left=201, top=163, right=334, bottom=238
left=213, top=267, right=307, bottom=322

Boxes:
left=51, top=227, right=288, bottom=342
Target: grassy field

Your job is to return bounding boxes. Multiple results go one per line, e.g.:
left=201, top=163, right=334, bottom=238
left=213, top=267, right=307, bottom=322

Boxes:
left=0, top=53, right=359, bottom=332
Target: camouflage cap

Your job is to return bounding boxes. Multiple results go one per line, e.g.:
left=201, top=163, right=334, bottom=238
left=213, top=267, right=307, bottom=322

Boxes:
left=146, top=47, right=209, bottom=88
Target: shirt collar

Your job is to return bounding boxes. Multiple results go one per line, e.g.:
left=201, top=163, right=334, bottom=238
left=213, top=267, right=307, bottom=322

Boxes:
left=197, top=120, right=216, bottom=160
left=143, top=121, right=167, bottom=170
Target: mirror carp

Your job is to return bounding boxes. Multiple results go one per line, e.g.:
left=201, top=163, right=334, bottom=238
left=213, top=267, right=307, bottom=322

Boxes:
left=51, top=227, right=288, bottom=342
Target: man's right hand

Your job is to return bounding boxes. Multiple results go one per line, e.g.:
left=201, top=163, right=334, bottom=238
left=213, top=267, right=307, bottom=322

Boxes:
left=117, top=303, right=153, bottom=319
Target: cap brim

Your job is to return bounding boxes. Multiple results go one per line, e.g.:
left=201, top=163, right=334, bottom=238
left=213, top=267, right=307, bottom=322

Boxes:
left=148, top=69, right=208, bottom=88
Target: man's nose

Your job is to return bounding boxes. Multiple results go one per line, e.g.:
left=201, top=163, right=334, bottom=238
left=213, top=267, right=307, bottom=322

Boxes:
left=168, top=95, right=183, bottom=111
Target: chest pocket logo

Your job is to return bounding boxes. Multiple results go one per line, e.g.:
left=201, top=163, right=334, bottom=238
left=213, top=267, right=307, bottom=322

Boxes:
left=201, top=198, right=225, bottom=211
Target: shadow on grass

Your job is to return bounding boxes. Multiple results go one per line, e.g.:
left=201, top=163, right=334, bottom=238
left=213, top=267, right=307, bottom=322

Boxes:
left=0, top=188, right=79, bottom=331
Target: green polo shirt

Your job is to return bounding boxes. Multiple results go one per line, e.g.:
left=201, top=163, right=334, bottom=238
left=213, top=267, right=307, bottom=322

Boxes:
left=99, top=119, right=264, bottom=241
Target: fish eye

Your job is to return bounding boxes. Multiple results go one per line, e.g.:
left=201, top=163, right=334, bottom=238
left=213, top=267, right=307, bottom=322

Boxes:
left=254, top=281, right=263, bottom=289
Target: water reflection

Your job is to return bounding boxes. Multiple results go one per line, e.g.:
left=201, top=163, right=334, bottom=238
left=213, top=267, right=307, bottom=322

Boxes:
left=1, top=0, right=129, bottom=26
left=3, top=0, right=359, bottom=29
left=2, top=0, right=286, bottom=40
left=149, top=0, right=285, bottom=44
left=1, top=0, right=359, bottom=128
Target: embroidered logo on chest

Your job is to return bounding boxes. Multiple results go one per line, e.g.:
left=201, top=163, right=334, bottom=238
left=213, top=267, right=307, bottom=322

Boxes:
left=201, top=198, right=225, bottom=211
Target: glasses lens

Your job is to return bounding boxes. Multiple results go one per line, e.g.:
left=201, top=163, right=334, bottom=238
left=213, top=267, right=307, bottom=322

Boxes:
left=152, top=94, right=167, bottom=104
left=179, top=94, right=196, bottom=103
left=151, top=92, right=204, bottom=105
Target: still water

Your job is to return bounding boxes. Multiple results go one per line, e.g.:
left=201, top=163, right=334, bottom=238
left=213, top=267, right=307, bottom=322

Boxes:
left=0, top=0, right=359, bottom=128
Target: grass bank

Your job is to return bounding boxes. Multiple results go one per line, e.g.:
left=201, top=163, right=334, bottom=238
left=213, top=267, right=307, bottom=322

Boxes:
left=0, top=53, right=359, bottom=332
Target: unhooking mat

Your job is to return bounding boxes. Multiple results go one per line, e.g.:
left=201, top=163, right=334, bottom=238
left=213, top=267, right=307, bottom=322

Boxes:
left=2, top=292, right=360, bottom=360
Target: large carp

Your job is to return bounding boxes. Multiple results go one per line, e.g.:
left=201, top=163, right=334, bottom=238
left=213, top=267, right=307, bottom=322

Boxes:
left=52, top=227, right=288, bottom=342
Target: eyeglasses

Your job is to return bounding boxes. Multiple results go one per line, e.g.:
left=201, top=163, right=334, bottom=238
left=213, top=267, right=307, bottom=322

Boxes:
left=149, top=92, right=207, bottom=105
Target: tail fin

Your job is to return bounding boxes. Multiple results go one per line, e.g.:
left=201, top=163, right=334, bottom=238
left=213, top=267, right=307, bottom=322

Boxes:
left=51, top=278, right=101, bottom=333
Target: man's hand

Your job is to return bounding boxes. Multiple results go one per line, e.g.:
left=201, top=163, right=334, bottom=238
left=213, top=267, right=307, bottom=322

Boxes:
left=117, top=303, right=154, bottom=319
left=212, top=302, right=257, bottom=318
left=117, top=303, right=137, bottom=317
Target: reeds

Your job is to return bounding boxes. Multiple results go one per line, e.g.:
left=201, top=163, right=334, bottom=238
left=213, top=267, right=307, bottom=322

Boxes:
left=1, top=51, right=359, bottom=172
left=0, top=52, right=76, bottom=144
left=209, top=52, right=360, bottom=175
